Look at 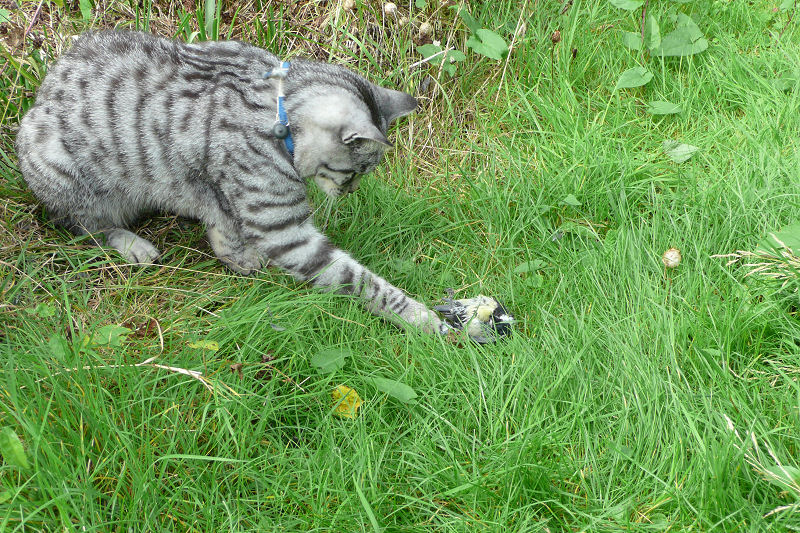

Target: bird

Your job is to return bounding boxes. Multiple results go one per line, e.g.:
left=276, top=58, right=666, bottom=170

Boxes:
left=433, top=292, right=514, bottom=344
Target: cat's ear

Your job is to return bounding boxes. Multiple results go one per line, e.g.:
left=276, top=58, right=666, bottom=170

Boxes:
left=376, top=88, right=418, bottom=124
left=341, top=124, right=392, bottom=147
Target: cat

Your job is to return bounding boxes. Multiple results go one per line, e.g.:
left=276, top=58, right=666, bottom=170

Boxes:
left=15, top=30, right=448, bottom=335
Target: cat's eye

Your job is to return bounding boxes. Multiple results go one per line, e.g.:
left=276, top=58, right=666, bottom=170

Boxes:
left=346, top=138, right=367, bottom=149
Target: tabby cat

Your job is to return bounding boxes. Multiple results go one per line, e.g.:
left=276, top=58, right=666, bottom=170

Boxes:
left=16, top=30, right=448, bottom=334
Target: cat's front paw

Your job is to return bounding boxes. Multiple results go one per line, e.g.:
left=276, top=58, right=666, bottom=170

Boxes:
left=105, top=229, right=161, bottom=265
left=401, top=305, right=449, bottom=335
left=218, top=248, right=263, bottom=275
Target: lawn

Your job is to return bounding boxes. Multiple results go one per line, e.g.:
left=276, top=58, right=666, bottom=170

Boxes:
left=2, top=0, right=800, bottom=530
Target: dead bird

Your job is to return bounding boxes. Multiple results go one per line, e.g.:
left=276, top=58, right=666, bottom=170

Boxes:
left=434, top=291, right=514, bottom=344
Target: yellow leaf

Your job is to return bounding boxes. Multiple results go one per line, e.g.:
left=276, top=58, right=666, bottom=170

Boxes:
left=188, top=340, right=219, bottom=351
left=332, top=385, right=363, bottom=419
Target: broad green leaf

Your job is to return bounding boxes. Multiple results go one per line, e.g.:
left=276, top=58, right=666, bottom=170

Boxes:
left=0, top=9, right=11, bottom=24
left=415, top=0, right=427, bottom=8
left=514, top=260, right=546, bottom=274
left=48, top=335, right=71, bottom=359
left=0, top=428, right=29, bottom=469
left=615, top=66, right=653, bottom=90
left=758, top=222, right=800, bottom=254
left=646, top=101, right=682, bottom=114
left=417, top=44, right=442, bottom=61
left=609, top=0, right=643, bottom=9
left=440, top=51, right=466, bottom=76
left=204, top=0, right=216, bottom=39
left=454, top=7, right=481, bottom=33
left=562, top=194, right=582, bottom=206
left=371, top=377, right=418, bottom=404
left=416, top=46, right=463, bottom=74
left=78, top=0, right=92, bottom=20
left=445, top=50, right=466, bottom=63
left=763, top=465, right=800, bottom=490
left=621, top=31, right=642, bottom=50
left=466, top=29, right=509, bottom=60
left=773, top=77, right=796, bottom=91
left=603, top=228, right=619, bottom=247
left=652, top=14, right=708, bottom=57
left=780, top=0, right=794, bottom=10
left=644, top=15, right=660, bottom=50
left=3, top=51, right=39, bottom=86
left=439, top=271, right=457, bottom=287
left=647, top=514, right=670, bottom=528
left=388, top=258, right=416, bottom=274
left=556, top=221, right=598, bottom=239
left=524, top=273, right=544, bottom=288
left=26, top=302, right=56, bottom=317
left=663, top=140, right=699, bottom=163
left=311, top=348, right=351, bottom=374
left=675, top=13, right=703, bottom=39
left=0, top=491, right=11, bottom=504
left=91, top=325, right=132, bottom=347
left=188, top=339, right=219, bottom=351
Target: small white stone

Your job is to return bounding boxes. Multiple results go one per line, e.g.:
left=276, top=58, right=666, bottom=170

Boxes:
left=383, top=2, right=397, bottom=15
left=398, top=16, right=409, bottom=26
left=662, top=248, right=681, bottom=268
left=418, top=21, right=433, bottom=36
left=343, top=0, right=355, bottom=11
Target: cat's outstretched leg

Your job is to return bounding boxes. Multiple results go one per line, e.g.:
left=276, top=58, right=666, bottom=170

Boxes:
left=244, top=219, right=448, bottom=335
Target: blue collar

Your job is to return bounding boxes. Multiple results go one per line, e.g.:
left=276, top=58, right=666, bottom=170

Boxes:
left=264, top=61, right=294, bottom=158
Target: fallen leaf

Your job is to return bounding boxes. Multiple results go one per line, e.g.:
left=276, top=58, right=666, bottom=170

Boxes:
left=188, top=340, right=219, bottom=351
left=332, top=385, right=363, bottom=419
left=255, top=352, right=276, bottom=381
left=230, top=363, right=243, bottom=379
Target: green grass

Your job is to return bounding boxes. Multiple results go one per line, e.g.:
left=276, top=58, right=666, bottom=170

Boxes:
left=2, top=0, right=800, bottom=530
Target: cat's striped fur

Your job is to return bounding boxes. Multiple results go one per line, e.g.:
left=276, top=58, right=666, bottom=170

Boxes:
left=16, top=30, right=447, bottom=334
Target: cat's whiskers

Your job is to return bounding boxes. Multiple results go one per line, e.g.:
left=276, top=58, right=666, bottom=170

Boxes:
left=321, top=196, right=336, bottom=232
left=305, top=194, right=333, bottom=231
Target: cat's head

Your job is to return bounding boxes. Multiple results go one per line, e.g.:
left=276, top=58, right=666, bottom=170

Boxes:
left=287, top=66, right=417, bottom=198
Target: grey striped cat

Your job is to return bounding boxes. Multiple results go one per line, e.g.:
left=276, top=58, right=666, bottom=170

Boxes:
left=16, top=30, right=448, bottom=335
